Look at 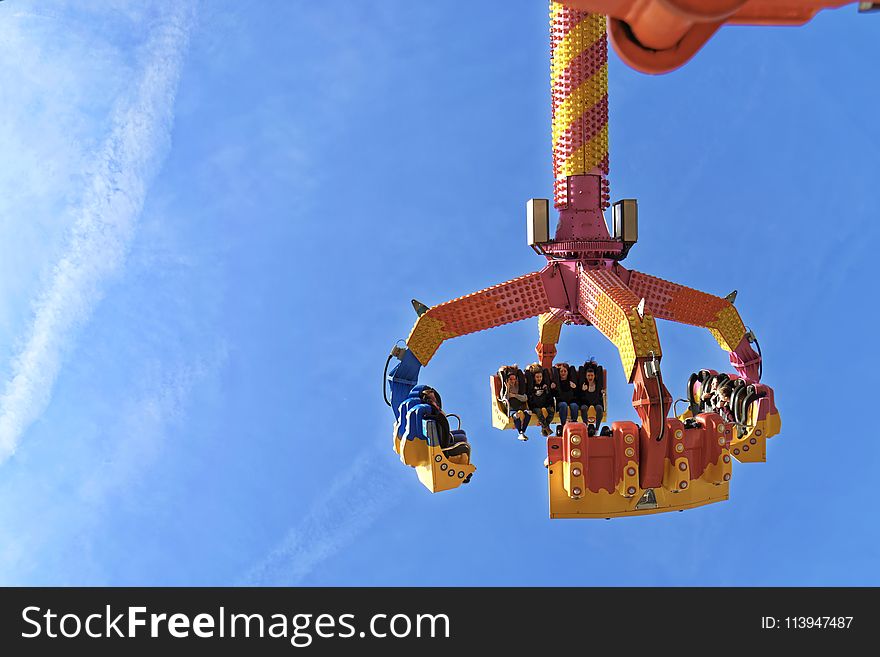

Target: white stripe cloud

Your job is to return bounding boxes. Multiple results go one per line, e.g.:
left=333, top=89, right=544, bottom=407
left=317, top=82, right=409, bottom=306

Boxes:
left=241, top=452, right=395, bottom=586
left=0, top=4, right=195, bottom=462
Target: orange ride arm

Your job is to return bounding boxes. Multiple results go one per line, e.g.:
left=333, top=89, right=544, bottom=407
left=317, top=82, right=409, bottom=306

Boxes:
left=558, top=0, right=859, bottom=73
left=624, top=269, right=747, bottom=353
left=576, top=267, right=663, bottom=382
left=623, top=268, right=765, bottom=377
left=405, top=271, right=557, bottom=366
left=576, top=267, right=671, bottom=439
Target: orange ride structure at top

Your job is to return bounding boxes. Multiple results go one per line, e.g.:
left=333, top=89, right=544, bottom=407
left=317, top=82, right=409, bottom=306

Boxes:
left=563, top=0, right=877, bottom=73
left=386, top=1, right=871, bottom=518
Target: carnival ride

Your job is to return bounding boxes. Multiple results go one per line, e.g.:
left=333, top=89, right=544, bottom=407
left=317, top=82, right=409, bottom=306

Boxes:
left=563, top=0, right=878, bottom=73
left=385, top=1, right=871, bottom=518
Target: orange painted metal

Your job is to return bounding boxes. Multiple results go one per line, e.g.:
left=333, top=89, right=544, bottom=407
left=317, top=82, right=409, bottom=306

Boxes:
left=625, top=268, right=748, bottom=353
left=630, top=358, right=673, bottom=442
left=559, top=0, right=854, bottom=72
left=427, top=271, right=550, bottom=337
left=626, top=269, right=728, bottom=325
left=406, top=271, right=553, bottom=365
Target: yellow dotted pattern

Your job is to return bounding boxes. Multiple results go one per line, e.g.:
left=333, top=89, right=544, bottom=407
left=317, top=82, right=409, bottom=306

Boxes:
left=550, top=3, right=598, bottom=78
left=406, top=315, right=449, bottom=366
left=550, top=7, right=608, bottom=183
left=561, top=123, right=609, bottom=177
left=538, top=312, right=564, bottom=344
left=579, top=270, right=662, bottom=380
left=550, top=0, right=564, bottom=25
left=551, top=64, right=608, bottom=146
left=709, top=305, right=747, bottom=352
left=627, top=270, right=747, bottom=354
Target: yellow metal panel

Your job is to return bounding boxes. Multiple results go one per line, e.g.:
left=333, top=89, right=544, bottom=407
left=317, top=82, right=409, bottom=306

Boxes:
left=406, top=314, right=449, bottom=366
left=579, top=270, right=662, bottom=380
left=730, top=427, right=766, bottom=463
left=548, top=463, right=729, bottom=518
left=415, top=445, right=476, bottom=493
left=703, top=450, right=732, bottom=484
left=399, top=434, right=430, bottom=468
left=763, top=410, right=781, bottom=438
left=538, top=312, right=564, bottom=344
left=562, top=459, right=585, bottom=499
left=709, top=304, right=747, bottom=352
left=616, top=459, right=639, bottom=498
left=729, top=403, right=780, bottom=463
left=663, top=456, right=692, bottom=493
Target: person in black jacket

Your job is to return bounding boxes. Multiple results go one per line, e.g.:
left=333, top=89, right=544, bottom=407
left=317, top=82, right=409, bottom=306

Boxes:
left=578, top=364, right=604, bottom=433
left=420, top=386, right=471, bottom=472
left=420, top=387, right=452, bottom=448
left=551, top=362, right=579, bottom=429
left=526, top=364, right=554, bottom=437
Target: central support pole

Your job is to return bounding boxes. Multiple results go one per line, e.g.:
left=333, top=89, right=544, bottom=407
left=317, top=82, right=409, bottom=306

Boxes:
left=550, top=4, right=610, bottom=234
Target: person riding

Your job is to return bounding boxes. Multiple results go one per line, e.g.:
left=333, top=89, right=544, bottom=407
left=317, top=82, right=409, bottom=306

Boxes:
left=551, top=362, right=579, bottom=431
left=526, top=364, right=554, bottom=437
left=499, top=367, right=532, bottom=441
left=419, top=386, right=472, bottom=482
left=700, top=375, right=719, bottom=412
left=419, top=386, right=470, bottom=465
left=715, top=381, right=736, bottom=424
left=578, top=363, right=604, bottom=434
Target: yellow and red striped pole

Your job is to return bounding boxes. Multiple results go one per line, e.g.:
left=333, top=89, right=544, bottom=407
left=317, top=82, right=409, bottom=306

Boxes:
left=550, top=4, right=609, bottom=210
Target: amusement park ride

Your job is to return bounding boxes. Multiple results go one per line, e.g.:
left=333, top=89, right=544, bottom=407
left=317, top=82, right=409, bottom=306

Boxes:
left=385, top=1, right=875, bottom=518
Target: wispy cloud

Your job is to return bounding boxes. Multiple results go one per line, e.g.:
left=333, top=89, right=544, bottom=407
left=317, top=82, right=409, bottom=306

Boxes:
left=0, top=343, right=227, bottom=585
left=0, top=3, right=196, bottom=462
left=241, top=452, right=395, bottom=586
left=79, top=343, right=227, bottom=505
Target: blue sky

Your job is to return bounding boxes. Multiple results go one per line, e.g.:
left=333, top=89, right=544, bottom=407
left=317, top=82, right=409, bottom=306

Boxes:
left=0, top=0, right=877, bottom=585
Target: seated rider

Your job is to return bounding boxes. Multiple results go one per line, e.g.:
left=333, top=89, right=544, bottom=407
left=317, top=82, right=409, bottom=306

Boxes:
left=714, top=381, right=736, bottom=424
left=578, top=362, right=604, bottom=435
left=700, top=375, right=719, bottom=412
left=419, top=387, right=472, bottom=479
left=551, top=362, right=579, bottom=431
left=526, top=364, right=554, bottom=437
left=499, top=367, right=531, bottom=442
